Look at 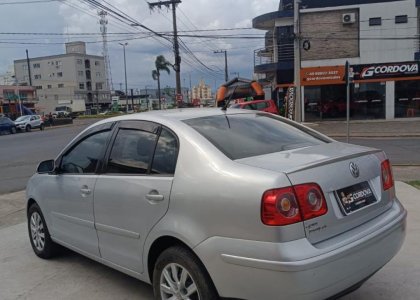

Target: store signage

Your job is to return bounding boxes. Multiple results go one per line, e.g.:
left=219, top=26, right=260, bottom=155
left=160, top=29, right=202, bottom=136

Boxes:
left=300, top=66, right=346, bottom=86
left=353, top=62, right=420, bottom=81
left=285, top=86, right=295, bottom=120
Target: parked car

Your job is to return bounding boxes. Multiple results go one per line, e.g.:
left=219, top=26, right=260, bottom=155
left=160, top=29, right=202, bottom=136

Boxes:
left=230, top=99, right=278, bottom=114
left=0, top=116, right=16, bottom=134
left=14, top=115, right=44, bottom=132
left=26, top=109, right=406, bottom=300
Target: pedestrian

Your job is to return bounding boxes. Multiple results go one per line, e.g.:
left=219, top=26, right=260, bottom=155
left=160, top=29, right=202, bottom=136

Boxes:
left=48, top=113, right=54, bottom=127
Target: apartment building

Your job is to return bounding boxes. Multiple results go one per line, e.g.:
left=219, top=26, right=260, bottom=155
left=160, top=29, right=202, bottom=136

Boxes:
left=192, top=80, right=212, bottom=101
left=253, top=0, right=420, bottom=120
left=14, top=41, right=110, bottom=113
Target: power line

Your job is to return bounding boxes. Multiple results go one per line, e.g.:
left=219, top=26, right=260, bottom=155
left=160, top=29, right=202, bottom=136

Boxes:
left=0, top=0, right=58, bottom=4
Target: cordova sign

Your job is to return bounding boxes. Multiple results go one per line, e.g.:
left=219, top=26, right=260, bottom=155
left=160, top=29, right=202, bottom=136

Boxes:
left=353, top=61, right=420, bottom=81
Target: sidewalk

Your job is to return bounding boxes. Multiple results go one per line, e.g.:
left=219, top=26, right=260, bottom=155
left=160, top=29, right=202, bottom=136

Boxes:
left=304, top=118, right=420, bottom=138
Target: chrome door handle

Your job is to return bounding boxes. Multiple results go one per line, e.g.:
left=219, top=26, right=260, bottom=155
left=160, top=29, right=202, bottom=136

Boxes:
left=146, top=192, right=164, bottom=202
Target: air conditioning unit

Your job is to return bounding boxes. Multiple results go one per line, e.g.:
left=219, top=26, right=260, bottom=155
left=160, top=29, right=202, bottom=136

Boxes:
left=342, top=13, right=356, bottom=24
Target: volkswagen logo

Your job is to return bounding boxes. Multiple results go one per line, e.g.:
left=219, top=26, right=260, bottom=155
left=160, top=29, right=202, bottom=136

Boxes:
left=349, top=162, right=360, bottom=178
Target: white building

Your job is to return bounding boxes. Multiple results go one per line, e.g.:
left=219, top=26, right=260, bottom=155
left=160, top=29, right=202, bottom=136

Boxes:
left=14, top=41, right=110, bottom=114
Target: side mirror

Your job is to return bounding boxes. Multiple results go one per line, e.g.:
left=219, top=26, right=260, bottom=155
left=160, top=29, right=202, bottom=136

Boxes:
left=37, top=160, right=56, bottom=174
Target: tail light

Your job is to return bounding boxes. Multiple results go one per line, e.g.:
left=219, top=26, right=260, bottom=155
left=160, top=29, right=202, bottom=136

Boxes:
left=261, top=183, right=328, bottom=226
left=381, top=159, right=394, bottom=191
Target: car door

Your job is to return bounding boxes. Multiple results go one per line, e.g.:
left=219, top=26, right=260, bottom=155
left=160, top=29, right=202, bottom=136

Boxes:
left=47, top=126, right=113, bottom=256
left=93, top=120, right=178, bottom=273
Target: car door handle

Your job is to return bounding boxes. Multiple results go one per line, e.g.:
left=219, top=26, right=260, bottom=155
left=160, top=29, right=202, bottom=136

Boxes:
left=145, top=192, right=164, bottom=202
left=80, top=186, right=91, bottom=196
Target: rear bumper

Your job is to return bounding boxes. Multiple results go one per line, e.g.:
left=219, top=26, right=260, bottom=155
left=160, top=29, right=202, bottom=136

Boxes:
left=194, top=199, right=406, bottom=300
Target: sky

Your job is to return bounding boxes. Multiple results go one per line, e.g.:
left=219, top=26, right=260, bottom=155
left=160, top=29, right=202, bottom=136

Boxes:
left=0, top=0, right=279, bottom=92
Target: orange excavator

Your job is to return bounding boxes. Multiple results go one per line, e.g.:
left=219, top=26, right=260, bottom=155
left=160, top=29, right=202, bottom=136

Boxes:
left=216, top=78, right=265, bottom=107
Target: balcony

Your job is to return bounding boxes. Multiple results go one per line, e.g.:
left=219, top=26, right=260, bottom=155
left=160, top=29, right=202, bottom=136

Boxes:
left=254, top=44, right=294, bottom=74
left=252, top=10, right=293, bottom=30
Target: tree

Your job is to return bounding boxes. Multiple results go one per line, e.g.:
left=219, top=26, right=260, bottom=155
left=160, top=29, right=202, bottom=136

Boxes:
left=152, top=55, right=172, bottom=110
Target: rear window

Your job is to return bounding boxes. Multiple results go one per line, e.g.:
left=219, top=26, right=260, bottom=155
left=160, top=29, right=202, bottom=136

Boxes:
left=183, top=113, right=329, bottom=160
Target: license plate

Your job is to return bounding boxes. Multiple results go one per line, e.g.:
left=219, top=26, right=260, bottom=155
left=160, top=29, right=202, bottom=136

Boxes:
left=336, top=181, right=377, bottom=215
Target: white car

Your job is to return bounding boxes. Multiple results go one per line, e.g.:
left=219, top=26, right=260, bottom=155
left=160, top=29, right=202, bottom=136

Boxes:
left=14, top=115, right=44, bottom=132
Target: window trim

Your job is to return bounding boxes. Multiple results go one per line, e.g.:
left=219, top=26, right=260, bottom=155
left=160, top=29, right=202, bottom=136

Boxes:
left=56, top=122, right=116, bottom=175
left=100, top=120, right=180, bottom=177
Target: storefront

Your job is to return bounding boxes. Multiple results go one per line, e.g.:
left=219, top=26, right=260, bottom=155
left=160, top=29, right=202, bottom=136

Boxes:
left=300, top=61, right=420, bottom=121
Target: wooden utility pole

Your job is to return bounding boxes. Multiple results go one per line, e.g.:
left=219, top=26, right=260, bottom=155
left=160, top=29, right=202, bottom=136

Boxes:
left=148, top=0, right=182, bottom=98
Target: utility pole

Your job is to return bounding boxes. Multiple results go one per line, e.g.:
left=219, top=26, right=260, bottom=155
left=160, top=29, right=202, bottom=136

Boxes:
left=119, top=42, right=128, bottom=113
left=131, top=88, right=134, bottom=110
left=25, top=49, right=32, bottom=86
left=214, top=50, right=228, bottom=82
left=293, top=0, right=302, bottom=122
left=148, top=0, right=182, bottom=98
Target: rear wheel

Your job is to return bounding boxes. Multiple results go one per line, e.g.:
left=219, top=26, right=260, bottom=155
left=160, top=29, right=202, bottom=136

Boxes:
left=28, top=203, right=58, bottom=259
left=153, top=246, right=219, bottom=300
left=26, top=125, right=31, bottom=132
left=10, top=127, right=16, bottom=134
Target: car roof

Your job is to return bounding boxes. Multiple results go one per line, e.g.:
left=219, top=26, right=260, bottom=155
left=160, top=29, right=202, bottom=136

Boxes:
left=95, top=108, right=255, bottom=125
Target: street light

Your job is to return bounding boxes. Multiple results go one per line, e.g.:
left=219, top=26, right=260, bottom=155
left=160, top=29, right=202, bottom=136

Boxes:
left=119, top=42, right=128, bottom=113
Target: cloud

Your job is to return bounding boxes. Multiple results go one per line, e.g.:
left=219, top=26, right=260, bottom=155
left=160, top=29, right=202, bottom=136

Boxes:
left=0, top=0, right=278, bottom=91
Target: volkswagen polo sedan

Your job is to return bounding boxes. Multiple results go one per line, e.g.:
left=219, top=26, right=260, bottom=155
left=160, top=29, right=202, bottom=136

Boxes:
left=26, top=109, right=406, bottom=300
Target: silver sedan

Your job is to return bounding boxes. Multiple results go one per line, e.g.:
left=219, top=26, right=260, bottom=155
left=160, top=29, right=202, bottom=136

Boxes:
left=26, top=108, right=406, bottom=300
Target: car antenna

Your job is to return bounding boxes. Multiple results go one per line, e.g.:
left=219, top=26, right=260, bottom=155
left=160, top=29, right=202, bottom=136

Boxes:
left=221, top=85, right=238, bottom=112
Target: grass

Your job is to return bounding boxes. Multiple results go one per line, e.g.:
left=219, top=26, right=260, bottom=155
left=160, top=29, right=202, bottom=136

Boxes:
left=406, top=181, right=420, bottom=190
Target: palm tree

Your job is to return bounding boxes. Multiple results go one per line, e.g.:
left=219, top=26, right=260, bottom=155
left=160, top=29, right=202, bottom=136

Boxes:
left=152, top=55, right=172, bottom=110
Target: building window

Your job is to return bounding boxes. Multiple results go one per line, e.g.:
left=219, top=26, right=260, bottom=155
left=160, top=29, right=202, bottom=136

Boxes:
left=95, top=61, right=100, bottom=66
left=34, top=74, right=41, bottom=79
left=49, top=73, right=55, bottom=77
left=96, top=72, right=101, bottom=77
left=78, top=71, right=84, bottom=76
left=33, top=63, right=40, bottom=69
left=79, top=83, right=85, bottom=90
left=395, top=15, right=408, bottom=24
left=77, top=59, right=83, bottom=65
left=36, top=86, right=42, bottom=90
left=96, top=82, right=103, bottom=90
left=58, top=84, right=64, bottom=88
left=56, top=61, right=62, bottom=66
left=395, top=80, right=420, bottom=118
left=57, top=72, right=63, bottom=77
left=54, top=95, right=59, bottom=100
left=369, top=17, right=382, bottom=26
left=47, top=85, right=52, bottom=89
left=22, top=65, right=28, bottom=70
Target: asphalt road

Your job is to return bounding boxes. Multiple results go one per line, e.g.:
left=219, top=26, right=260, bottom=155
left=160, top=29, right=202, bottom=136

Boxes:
left=0, top=121, right=419, bottom=195
left=0, top=121, right=96, bottom=195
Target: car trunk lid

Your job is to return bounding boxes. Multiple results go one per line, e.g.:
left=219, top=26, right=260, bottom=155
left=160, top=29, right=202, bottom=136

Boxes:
left=236, top=142, right=393, bottom=244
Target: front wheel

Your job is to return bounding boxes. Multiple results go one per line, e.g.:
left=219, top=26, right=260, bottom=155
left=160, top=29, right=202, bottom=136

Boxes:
left=10, top=127, right=16, bottom=134
left=153, top=246, right=219, bottom=300
left=26, top=125, right=31, bottom=132
left=28, top=203, right=58, bottom=259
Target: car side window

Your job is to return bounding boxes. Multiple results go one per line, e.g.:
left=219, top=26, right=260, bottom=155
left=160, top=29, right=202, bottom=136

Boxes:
left=61, top=131, right=110, bottom=174
left=151, top=128, right=178, bottom=175
left=107, top=129, right=157, bottom=174
left=256, top=102, right=268, bottom=109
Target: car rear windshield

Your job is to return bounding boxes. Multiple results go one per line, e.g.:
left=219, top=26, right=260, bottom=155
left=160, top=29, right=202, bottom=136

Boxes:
left=183, top=113, right=330, bottom=160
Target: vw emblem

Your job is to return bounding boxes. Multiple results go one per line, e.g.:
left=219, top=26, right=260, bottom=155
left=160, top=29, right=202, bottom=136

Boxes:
left=349, top=162, right=360, bottom=178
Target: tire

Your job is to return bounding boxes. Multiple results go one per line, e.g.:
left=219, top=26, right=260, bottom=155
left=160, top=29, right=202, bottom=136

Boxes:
left=26, top=125, right=32, bottom=132
left=40, top=124, right=45, bottom=131
left=28, top=203, right=58, bottom=259
left=10, top=127, right=16, bottom=134
left=153, top=246, right=219, bottom=300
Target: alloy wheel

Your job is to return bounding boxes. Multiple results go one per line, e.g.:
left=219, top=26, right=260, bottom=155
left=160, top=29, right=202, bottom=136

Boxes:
left=160, top=263, right=200, bottom=300
left=30, top=212, right=45, bottom=251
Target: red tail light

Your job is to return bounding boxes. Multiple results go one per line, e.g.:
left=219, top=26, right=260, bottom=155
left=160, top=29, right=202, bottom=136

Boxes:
left=381, top=159, right=394, bottom=191
left=293, top=183, right=328, bottom=221
left=261, top=183, right=328, bottom=226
